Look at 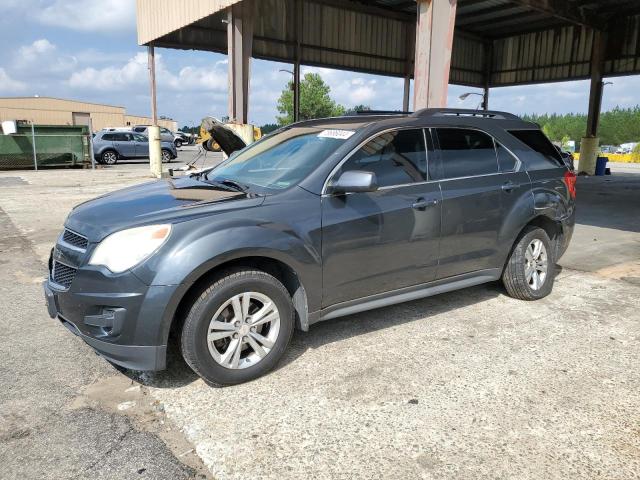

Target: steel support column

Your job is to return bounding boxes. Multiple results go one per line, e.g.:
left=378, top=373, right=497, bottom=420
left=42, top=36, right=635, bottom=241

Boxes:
left=403, top=76, right=411, bottom=111
left=293, top=0, right=301, bottom=122
left=293, top=61, right=300, bottom=122
left=413, top=0, right=457, bottom=109
left=579, top=30, right=607, bottom=175
left=483, top=41, right=492, bottom=111
left=147, top=45, right=162, bottom=178
left=227, top=0, right=254, bottom=124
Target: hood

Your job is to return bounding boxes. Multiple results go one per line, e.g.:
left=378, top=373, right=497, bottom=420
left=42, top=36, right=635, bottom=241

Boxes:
left=201, top=117, right=247, bottom=156
left=66, top=176, right=264, bottom=241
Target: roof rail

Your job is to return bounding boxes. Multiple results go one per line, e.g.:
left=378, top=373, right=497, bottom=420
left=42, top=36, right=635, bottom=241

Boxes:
left=343, top=110, right=412, bottom=116
left=410, top=108, right=521, bottom=120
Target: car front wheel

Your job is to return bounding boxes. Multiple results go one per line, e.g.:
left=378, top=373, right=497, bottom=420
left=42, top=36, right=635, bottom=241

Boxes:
left=101, top=150, right=118, bottom=165
left=502, top=226, right=555, bottom=300
left=180, top=269, right=294, bottom=386
left=175, top=139, right=183, bottom=148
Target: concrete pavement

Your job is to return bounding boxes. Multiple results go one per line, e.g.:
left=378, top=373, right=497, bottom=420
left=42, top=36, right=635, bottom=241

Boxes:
left=0, top=160, right=638, bottom=479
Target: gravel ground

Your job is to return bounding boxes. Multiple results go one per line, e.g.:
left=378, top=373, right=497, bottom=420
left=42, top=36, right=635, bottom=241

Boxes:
left=0, top=160, right=638, bottom=479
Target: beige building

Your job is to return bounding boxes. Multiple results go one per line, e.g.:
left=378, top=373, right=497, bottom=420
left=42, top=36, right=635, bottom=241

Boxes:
left=0, top=97, right=178, bottom=132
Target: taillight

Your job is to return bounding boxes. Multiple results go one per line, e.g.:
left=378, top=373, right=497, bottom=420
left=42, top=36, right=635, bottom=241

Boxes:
left=563, top=171, right=577, bottom=199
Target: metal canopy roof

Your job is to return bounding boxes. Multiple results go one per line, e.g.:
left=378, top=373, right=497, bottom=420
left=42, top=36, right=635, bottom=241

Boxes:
left=137, top=0, right=640, bottom=88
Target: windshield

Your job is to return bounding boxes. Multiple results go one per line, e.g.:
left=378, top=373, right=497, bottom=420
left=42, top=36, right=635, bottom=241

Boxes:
left=205, top=127, right=352, bottom=192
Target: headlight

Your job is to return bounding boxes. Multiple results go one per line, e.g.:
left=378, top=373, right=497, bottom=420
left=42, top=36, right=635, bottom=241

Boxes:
left=89, top=224, right=171, bottom=273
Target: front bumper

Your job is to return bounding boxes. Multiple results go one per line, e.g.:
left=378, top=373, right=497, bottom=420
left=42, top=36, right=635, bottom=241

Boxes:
left=43, top=273, right=174, bottom=371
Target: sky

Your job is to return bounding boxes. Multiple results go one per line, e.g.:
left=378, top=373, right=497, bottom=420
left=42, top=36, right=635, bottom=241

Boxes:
left=2, top=0, right=640, bottom=129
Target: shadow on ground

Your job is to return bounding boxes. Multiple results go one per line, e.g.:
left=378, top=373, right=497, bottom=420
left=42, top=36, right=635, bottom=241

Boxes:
left=133, top=280, right=506, bottom=389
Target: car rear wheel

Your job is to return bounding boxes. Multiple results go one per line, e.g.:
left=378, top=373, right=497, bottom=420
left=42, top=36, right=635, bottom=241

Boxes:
left=175, top=139, right=183, bottom=148
left=161, top=149, right=172, bottom=163
left=180, top=269, right=294, bottom=386
left=101, top=150, right=118, bottom=165
left=502, top=226, right=555, bottom=300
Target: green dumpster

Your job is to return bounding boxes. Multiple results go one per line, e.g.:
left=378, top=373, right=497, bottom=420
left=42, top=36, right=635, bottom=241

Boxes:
left=0, top=123, right=90, bottom=170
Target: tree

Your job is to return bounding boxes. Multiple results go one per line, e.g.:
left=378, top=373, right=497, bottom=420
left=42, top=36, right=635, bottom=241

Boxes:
left=260, top=123, right=279, bottom=134
left=344, top=105, right=372, bottom=115
left=276, top=73, right=345, bottom=125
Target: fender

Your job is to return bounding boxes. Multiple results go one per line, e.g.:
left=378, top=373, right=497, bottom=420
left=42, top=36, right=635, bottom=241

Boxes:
left=131, top=219, right=322, bottom=346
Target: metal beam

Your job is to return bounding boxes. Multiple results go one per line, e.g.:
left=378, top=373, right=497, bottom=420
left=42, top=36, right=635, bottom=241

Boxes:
left=511, top=0, right=603, bottom=30
left=586, top=30, right=607, bottom=137
left=413, top=0, right=458, bottom=109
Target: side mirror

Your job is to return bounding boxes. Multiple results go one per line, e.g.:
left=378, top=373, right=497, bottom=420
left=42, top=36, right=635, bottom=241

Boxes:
left=328, top=170, right=378, bottom=194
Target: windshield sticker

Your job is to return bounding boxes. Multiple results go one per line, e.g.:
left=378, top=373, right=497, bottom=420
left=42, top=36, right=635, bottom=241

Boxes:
left=318, top=129, right=355, bottom=140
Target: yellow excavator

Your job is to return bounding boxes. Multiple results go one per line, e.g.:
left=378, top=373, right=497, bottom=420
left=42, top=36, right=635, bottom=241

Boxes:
left=198, top=117, right=262, bottom=153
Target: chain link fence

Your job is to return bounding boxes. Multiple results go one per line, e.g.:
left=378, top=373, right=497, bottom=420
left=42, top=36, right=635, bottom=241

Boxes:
left=0, top=124, right=92, bottom=170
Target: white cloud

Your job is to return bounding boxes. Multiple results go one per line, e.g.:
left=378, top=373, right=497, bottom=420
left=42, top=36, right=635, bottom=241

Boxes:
left=0, top=68, right=27, bottom=94
left=68, top=52, right=148, bottom=91
left=67, top=52, right=228, bottom=92
left=15, top=39, right=77, bottom=73
left=172, top=66, right=227, bottom=91
left=34, top=0, right=135, bottom=33
left=19, top=39, right=55, bottom=59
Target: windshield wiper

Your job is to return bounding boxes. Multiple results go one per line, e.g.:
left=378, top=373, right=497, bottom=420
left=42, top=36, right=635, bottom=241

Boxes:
left=218, top=178, right=249, bottom=192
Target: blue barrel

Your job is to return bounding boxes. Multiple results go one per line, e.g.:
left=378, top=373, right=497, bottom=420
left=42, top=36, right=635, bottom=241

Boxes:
left=595, top=156, right=608, bottom=176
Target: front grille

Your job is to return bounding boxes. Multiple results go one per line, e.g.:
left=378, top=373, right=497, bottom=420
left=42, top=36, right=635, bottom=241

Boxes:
left=62, top=229, right=88, bottom=250
left=52, top=261, right=77, bottom=289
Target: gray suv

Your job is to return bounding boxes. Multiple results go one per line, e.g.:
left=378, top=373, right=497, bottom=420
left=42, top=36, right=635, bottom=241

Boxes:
left=45, top=109, right=576, bottom=386
left=93, top=130, right=177, bottom=165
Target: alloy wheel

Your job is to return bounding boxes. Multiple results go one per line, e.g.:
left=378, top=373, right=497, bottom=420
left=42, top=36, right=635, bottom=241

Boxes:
left=102, top=151, right=117, bottom=165
left=525, top=239, right=548, bottom=290
left=206, top=292, right=280, bottom=369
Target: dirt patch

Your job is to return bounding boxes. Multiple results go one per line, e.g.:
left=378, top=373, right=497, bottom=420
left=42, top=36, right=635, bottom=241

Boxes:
left=70, top=375, right=212, bottom=479
left=595, top=260, right=640, bottom=283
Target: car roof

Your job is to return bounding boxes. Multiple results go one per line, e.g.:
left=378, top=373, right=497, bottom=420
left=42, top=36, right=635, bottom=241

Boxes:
left=292, top=109, right=538, bottom=132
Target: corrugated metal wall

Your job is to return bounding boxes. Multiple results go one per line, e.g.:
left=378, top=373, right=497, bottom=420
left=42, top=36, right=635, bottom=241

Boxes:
left=137, top=0, right=242, bottom=45
left=148, top=0, right=485, bottom=82
left=491, top=15, right=640, bottom=87
left=139, top=1, right=640, bottom=88
left=492, top=26, right=594, bottom=86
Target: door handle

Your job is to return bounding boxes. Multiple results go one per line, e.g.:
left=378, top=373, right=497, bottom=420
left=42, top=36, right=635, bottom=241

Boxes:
left=501, top=181, right=518, bottom=192
left=412, top=198, right=439, bottom=210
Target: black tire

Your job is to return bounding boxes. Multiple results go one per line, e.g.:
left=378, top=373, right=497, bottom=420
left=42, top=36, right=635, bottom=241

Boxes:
left=101, top=150, right=118, bottom=165
left=161, top=149, right=172, bottom=163
left=502, top=226, right=555, bottom=300
left=180, top=269, right=295, bottom=387
left=175, top=139, right=183, bottom=148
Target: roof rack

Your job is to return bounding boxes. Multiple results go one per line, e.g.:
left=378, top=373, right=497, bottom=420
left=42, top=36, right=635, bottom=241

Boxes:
left=410, top=108, right=521, bottom=120
left=343, top=110, right=412, bottom=116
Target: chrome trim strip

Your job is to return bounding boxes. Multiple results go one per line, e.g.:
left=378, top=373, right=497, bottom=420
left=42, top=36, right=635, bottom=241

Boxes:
left=58, top=228, right=88, bottom=253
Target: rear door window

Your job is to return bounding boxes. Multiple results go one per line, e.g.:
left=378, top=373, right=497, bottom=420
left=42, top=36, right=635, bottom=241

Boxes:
left=113, top=133, right=130, bottom=141
left=340, top=129, right=427, bottom=187
left=509, top=129, right=563, bottom=166
left=434, top=128, right=498, bottom=179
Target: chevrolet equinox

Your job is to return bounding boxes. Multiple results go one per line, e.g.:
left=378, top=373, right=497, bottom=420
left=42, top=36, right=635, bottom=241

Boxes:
left=44, top=109, right=576, bottom=386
